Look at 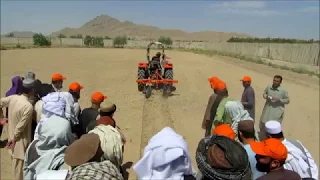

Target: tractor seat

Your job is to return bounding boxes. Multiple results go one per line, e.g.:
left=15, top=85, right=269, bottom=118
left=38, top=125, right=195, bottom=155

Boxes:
left=149, top=60, right=161, bottom=70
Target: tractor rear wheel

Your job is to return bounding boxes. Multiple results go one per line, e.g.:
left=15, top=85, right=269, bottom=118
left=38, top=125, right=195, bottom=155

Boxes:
left=138, top=69, right=146, bottom=91
left=163, top=69, right=173, bottom=98
left=165, top=69, right=173, bottom=80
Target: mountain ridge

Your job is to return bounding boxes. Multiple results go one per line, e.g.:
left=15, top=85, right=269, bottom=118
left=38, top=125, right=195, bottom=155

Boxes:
left=50, top=14, right=251, bottom=42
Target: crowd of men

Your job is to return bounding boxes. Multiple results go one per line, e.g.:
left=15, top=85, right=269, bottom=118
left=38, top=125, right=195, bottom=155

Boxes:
left=0, top=72, right=318, bottom=180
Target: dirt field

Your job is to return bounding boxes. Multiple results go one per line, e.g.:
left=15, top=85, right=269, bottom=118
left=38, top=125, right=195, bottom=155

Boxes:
left=1, top=48, right=319, bottom=180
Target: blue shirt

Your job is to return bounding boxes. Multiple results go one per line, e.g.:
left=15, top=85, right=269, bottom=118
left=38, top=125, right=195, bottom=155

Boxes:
left=243, top=144, right=265, bottom=180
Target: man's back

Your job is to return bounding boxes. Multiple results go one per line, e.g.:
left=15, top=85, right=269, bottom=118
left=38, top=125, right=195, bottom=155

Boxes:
left=2, top=95, right=33, bottom=134
left=282, top=139, right=318, bottom=179
left=79, top=108, right=99, bottom=135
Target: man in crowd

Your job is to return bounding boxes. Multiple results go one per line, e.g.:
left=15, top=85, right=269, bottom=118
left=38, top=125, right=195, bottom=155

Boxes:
left=24, top=72, right=42, bottom=104
left=68, top=82, right=84, bottom=119
left=68, top=82, right=84, bottom=137
left=196, top=133, right=251, bottom=179
left=46, top=73, right=66, bottom=92
left=212, top=124, right=235, bottom=140
left=23, top=71, right=42, bottom=141
left=202, top=76, right=222, bottom=136
left=211, top=81, right=233, bottom=133
left=0, top=78, right=35, bottom=180
left=259, top=75, right=290, bottom=140
left=79, top=91, right=107, bottom=136
left=264, top=120, right=318, bottom=179
left=92, top=100, right=127, bottom=148
left=1, top=76, right=23, bottom=146
left=238, top=120, right=265, bottom=179
left=240, top=76, right=255, bottom=120
left=250, top=138, right=301, bottom=179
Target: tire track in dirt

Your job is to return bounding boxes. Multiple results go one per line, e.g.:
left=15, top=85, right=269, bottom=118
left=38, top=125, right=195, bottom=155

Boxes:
left=139, top=92, right=174, bottom=157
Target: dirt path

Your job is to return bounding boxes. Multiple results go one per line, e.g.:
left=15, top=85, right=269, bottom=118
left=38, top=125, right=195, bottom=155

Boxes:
left=1, top=48, right=319, bottom=180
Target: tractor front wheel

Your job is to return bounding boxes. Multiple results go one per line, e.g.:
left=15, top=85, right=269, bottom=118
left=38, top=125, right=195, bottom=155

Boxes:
left=138, top=69, right=146, bottom=91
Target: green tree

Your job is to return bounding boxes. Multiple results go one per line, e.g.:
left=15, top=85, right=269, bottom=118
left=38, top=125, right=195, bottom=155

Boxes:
left=84, top=36, right=104, bottom=47
left=58, top=34, right=66, bottom=38
left=70, top=34, right=83, bottom=39
left=104, top=36, right=112, bottom=39
left=113, top=36, right=127, bottom=48
left=5, top=32, right=14, bottom=37
left=84, top=35, right=93, bottom=46
left=33, top=33, right=51, bottom=46
left=92, top=36, right=104, bottom=47
left=158, top=36, right=173, bottom=47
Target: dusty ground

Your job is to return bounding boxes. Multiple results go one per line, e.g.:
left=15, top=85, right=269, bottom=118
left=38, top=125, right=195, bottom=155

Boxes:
left=0, top=48, right=319, bottom=180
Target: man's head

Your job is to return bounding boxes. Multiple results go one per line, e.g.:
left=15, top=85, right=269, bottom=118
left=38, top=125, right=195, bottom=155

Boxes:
left=156, top=52, right=161, bottom=58
left=69, top=82, right=83, bottom=101
left=272, top=75, right=282, bottom=89
left=237, top=120, right=255, bottom=143
left=215, top=81, right=228, bottom=97
left=91, top=92, right=107, bottom=107
left=22, top=78, right=36, bottom=96
left=99, top=100, right=116, bottom=117
left=240, top=76, right=251, bottom=88
left=65, top=133, right=103, bottom=168
left=196, top=135, right=251, bottom=179
left=51, top=73, right=66, bottom=90
left=212, top=80, right=228, bottom=95
left=265, top=120, right=285, bottom=140
left=207, top=76, right=221, bottom=92
left=24, top=72, right=36, bottom=80
left=212, top=124, right=235, bottom=140
left=250, top=138, right=287, bottom=173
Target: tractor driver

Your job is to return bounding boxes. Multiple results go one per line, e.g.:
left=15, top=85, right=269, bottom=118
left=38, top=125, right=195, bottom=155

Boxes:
left=150, top=52, right=162, bottom=70
left=151, top=52, right=161, bottom=62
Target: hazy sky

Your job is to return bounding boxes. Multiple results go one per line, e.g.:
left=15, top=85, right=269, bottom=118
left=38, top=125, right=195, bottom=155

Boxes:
left=1, top=0, right=319, bottom=39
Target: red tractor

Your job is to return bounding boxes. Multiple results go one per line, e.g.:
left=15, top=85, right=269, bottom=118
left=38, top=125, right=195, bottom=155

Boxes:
left=136, top=42, right=178, bottom=98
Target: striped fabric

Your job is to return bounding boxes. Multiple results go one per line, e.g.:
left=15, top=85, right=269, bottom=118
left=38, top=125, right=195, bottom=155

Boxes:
left=67, top=160, right=123, bottom=180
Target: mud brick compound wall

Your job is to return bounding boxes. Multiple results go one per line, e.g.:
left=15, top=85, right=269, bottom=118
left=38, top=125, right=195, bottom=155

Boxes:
left=1, top=37, right=319, bottom=66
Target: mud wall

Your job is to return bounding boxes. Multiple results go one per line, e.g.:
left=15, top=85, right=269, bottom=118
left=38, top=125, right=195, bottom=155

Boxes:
left=1, top=37, right=319, bottom=66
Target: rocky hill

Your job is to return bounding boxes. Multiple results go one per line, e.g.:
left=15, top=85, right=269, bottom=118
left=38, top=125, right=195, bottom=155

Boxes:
left=50, top=14, right=251, bottom=42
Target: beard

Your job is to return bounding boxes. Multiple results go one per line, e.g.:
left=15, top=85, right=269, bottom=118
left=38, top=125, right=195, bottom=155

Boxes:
left=256, top=161, right=271, bottom=173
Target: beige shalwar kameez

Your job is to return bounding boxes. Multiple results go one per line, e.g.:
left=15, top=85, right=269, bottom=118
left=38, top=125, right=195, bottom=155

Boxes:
left=0, top=94, right=33, bottom=180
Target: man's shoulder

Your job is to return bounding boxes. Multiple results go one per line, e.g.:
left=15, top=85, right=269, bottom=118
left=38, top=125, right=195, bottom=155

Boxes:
left=278, top=86, right=288, bottom=92
left=81, top=107, right=91, bottom=112
left=81, top=108, right=98, bottom=114
left=21, top=100, right=34, bottom=112
left=247, top=86, right=255, bottom=92
left=209, top=93, right=218, bottom=99
left=265, top=85, right=272, bottom=89
left=220, top=97, right=233, bottom=104
left=74, top=102, right=80, bottom=107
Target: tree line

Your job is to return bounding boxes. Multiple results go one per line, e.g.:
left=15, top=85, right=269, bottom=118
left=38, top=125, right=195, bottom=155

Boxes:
left=32, top=33, right=174, bottom=48
left=227, top=37, right=320, bottom=44
left=6, top=32, right=319, bottom=45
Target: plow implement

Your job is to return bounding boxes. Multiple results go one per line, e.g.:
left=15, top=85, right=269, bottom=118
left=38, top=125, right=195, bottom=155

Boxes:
left=136, top=72, right=178, bottom=99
